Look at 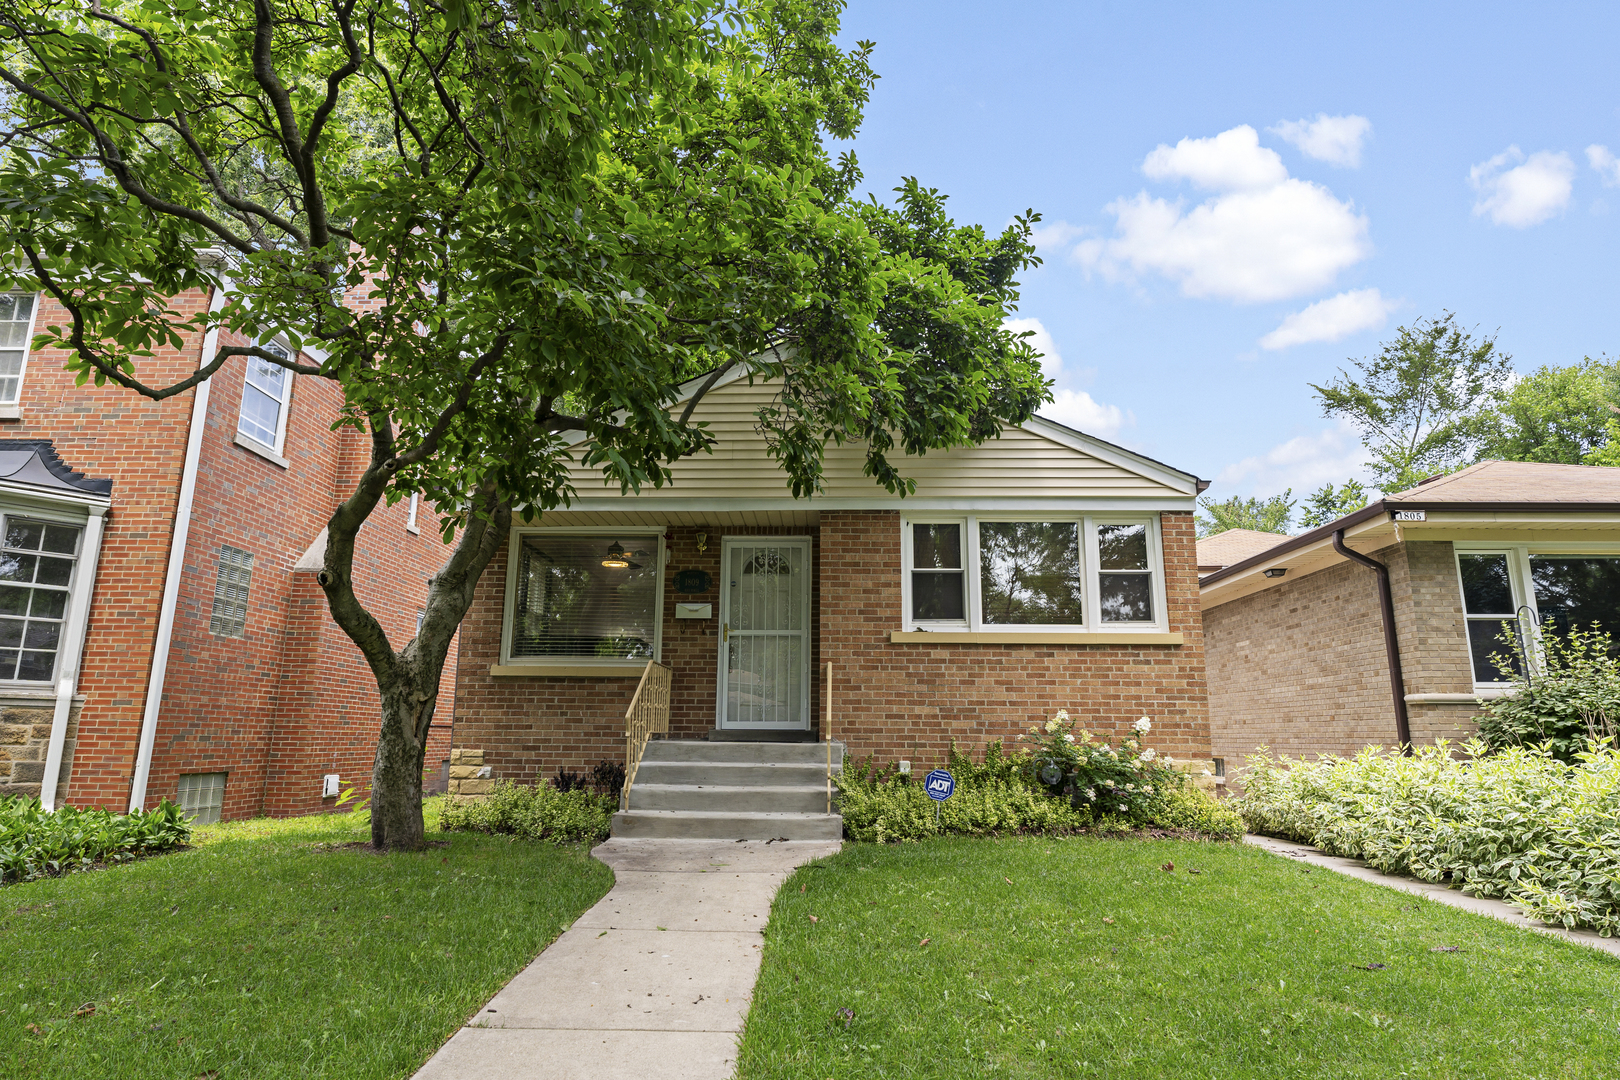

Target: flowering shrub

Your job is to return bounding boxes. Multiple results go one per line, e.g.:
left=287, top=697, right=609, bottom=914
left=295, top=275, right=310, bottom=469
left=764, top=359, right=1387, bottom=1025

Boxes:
left=836, top=715, right=1240, bottom=842
left=1237, top=740, right=1620, bottom=935
left=1016, top=711, right=1185, bottom=824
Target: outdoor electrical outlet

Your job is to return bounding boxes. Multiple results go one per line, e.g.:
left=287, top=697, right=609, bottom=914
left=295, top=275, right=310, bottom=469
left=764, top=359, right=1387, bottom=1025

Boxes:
left=898, top=760, right=911, bottom=774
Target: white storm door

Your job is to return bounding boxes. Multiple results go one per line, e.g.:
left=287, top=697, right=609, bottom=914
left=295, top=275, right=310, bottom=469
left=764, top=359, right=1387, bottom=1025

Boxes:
left=718, top=538, right=811, bottom=730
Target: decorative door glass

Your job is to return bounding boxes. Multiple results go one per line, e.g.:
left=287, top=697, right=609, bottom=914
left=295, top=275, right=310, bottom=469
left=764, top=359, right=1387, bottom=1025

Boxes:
left=722, top=541, right=810, bottom=728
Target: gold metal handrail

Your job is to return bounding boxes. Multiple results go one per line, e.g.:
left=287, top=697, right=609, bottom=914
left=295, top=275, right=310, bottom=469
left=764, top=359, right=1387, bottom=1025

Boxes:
left=622, top=660, right=672, bottom=812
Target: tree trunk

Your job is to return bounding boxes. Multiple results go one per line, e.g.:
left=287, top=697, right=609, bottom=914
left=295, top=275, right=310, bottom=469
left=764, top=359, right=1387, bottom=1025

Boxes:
left=370, top=668, right=433, bottom=850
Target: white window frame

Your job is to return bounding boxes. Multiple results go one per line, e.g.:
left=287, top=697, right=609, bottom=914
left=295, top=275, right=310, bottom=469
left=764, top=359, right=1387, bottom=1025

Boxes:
left=901, top=514, right=1168, bottom=634
left=235, top=338, right=295, bottom=457
left=406, top=493, right=420, bottom=534
left=0, top=506, right=89, bottom=684
left=499, top=526, right=666, bottom=668
left=1453, top=540, right=1620, bottom=689
left=0, top=291, right=41, bottom=410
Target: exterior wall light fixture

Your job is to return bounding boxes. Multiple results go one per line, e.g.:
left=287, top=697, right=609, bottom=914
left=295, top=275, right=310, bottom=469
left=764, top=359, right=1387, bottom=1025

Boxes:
left=1262, top=567, right=1287, bottom=578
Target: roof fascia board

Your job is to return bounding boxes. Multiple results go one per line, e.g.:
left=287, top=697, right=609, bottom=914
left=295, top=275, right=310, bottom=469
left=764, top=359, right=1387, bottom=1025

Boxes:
left=559, top=495, right=1197, bottom=513
left=1021, top=415, right=1202, bottom=495
left=1198, top=500, right=1391, bottom=590
left=0, top=477, right=111, bottom=511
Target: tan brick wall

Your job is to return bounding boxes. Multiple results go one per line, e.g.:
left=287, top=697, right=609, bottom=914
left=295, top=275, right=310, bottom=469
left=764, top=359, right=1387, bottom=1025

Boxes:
left=1206, top=539, right=1483, bottom=772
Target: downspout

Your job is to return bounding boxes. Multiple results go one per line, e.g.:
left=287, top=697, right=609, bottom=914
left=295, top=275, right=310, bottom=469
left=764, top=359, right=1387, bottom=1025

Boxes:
left=1331, top=528, right=1412, bottom=751
left=127, top=284, right=227, bottom=811
left=39, top=503, right=108, bottom=810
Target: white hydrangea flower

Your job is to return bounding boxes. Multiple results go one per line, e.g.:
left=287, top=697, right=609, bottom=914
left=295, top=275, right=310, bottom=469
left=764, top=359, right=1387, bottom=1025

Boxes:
left=1063, top=734, right=1075, bottom=743
left=1125, top=783, right=1136, bottom=791
left=1055, top=709, right=1070, bottom=721
left=1163, top=755, right=1176, bottom=766
left=1045, top=717, right=1062, bottom=734
left=1118, top=804, right=1129, bottom=812
left=1133, top=717, right=1152, bottom=734
left=1085, top=787, right=1096, bottom=800
left=1139, top=748, right=1157, bottom=762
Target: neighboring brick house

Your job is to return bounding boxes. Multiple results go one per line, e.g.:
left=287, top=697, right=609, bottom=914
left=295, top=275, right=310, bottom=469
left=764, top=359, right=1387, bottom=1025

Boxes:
left=451, top=368, right=1215, bottom=787
left=1200, top=461, right=1620, bottom=775
left=0, top=288, right=456, bottom=821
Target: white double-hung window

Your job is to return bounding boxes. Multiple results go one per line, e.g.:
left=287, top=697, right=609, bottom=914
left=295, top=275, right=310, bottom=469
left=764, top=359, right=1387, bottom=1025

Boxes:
left=237, top=341, right=294, bottom=454
left=902, top=515, right=1166, bottom=632
left=0, top=293, right=39, bottom=405
left=0, top=516, right=83, bottom=682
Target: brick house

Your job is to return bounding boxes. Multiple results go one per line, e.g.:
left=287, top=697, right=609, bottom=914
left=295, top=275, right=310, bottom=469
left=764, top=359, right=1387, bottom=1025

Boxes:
left=1200, top=461, right=1620, bottom=775
left=0, top=288, right=456, bottom=821
left=450, top=368, right=1215, bottom=802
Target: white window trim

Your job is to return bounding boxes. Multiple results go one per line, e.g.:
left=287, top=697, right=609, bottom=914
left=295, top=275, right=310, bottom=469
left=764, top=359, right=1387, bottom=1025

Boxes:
left=0, top=290, right=42, bottom=412
left=406, top=493, right=420, bottom=535
left=235, top=338, right=295, bottom=457
left=499, top=525, right=666, bottom=670
left=0, top=500, right=96, bottom=686
left=901, top=513, right=1168, bottom=634
left=1453, top=541, right=1620, bottom=689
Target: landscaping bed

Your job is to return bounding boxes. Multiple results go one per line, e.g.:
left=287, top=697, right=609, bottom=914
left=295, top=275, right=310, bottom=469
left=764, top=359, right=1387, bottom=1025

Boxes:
left=1238, top=740, right=1620, bottom=935
left=0, top=799, right=612, bottom=1079
left=737, top=835, right=1620, bottom=1078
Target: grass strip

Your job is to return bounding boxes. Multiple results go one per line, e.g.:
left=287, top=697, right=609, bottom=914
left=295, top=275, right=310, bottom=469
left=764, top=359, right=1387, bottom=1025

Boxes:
left=739, top=835, right=1620, bottom=1078
left=0, top=799, right=612, bottom=1079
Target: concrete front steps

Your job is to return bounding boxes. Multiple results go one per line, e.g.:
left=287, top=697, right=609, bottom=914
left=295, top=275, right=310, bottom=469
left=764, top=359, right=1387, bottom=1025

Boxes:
left=612, top=738, right=845, bottom=841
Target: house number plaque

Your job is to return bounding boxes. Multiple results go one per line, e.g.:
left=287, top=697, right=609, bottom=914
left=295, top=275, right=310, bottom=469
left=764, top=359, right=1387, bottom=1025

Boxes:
left=673, top=569, right=713, bottom=594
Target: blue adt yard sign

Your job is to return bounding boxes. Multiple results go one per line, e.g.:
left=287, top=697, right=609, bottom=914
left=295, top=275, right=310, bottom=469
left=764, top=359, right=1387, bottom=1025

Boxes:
left=924, top=769, right=955, bottom=801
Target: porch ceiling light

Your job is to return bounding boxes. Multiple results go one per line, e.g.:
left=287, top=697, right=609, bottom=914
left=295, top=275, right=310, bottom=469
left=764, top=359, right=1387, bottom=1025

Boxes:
left=1262, top=567, right=1287, bottom=578
left=602, top=541, right=630, bottom=569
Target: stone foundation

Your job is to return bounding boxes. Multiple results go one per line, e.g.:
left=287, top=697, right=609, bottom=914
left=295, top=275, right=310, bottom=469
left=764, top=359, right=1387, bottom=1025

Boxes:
left=0, top=698, right=81, bottom=804
left=447, top=747, right=492, bottom=798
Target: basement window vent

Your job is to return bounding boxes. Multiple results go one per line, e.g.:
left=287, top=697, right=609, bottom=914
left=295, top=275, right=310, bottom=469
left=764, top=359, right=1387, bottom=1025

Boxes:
left=209, top=545, right=254, bottom=637
left=176, top=771, right=226, bottom=824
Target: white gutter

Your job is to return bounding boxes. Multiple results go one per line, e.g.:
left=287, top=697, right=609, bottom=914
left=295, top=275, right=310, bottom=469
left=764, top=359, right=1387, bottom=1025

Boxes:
left=127, top=283, right=227, bottom=812
left=39, top=503, right=108, bottom=810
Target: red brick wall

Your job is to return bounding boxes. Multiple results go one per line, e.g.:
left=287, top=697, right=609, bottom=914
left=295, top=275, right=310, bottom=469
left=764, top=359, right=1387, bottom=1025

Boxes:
left=818, top=510, right=1211, bottom=769
left=8, top=290, right=457, bottom=817
left=452, top=524, right=820, bottom=785
left=451, top=512, right=1211, bottom=781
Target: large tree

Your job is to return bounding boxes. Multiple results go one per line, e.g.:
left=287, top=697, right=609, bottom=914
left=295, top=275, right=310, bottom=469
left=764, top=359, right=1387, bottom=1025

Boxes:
left=1195, top=491, right=1293, bottom=537
left=1477, top=357, right=1620, bottom=465
left=1311, top=313, right=1512, bottom=492
left=0, top=0, right=1046, bottom=848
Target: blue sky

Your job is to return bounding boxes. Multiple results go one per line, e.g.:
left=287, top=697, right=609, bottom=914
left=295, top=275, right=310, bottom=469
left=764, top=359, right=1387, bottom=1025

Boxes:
left=834, top=1, right=1620, bottom=500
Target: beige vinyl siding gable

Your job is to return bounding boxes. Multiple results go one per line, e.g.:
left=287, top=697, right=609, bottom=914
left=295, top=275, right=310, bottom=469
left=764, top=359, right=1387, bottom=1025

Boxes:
left=563, top=377, right=1187, bottom=502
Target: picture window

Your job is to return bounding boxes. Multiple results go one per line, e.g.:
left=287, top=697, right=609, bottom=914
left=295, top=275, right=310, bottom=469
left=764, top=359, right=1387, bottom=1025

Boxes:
left=508, top=532, right=660, bottom=662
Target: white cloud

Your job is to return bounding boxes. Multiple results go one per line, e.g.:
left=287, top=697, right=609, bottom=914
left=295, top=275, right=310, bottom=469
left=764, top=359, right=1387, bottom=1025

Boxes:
left=1214, top=419, right=1371, bottom=498
left=1077, top=125, right=1371, bottom=304
left=1270, top=114, right=1373, bottom=168
left=1142, top=125, right=1288, bottom=190
left=1587, top=144, right=1620, bottom=187
left=1259, top=288, right=1398, bottom=350
left=1028, top=219, right=1087, bottom=253
left=1005, top=316, right=1133, bottom=441
left=1469, top=146, right=1575, bottom=227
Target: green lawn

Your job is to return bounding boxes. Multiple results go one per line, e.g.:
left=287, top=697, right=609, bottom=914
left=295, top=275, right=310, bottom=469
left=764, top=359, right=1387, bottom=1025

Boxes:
left=0, top=800, right=612, bottom=1079
left=739, top=836, right=1620, bottom=1079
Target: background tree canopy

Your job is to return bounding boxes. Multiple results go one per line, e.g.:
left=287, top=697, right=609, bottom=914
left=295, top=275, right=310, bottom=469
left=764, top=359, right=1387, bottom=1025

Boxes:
left=0, top=0, right=1049, bottom=847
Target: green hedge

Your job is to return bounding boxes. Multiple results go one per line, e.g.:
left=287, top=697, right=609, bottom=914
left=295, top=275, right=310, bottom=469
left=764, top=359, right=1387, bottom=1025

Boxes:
left=0, top=796, right=191, bottom=884
left=439, top=781, right=615, bottom=844
left=1237, top=740, right=1620, bottom=935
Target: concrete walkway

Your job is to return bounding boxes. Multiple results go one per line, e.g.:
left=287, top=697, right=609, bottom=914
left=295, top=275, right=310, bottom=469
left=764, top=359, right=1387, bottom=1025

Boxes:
left=413, top=837, right=842, bottom=1080
left=1244, top=833, right=1620, bottom=960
